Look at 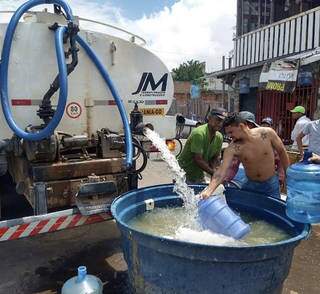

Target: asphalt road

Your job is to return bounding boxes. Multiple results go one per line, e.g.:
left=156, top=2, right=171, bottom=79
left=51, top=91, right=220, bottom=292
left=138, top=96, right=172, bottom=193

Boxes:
left=0, top=158, right=319, bottom=294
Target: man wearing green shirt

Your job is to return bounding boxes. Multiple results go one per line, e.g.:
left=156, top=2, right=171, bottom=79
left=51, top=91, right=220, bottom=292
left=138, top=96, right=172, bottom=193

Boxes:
left=177, top=109, right=225, bottom=183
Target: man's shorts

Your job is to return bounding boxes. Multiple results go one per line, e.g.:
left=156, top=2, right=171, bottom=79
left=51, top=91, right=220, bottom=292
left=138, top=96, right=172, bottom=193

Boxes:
left=240, top=175, right=281, bottom=199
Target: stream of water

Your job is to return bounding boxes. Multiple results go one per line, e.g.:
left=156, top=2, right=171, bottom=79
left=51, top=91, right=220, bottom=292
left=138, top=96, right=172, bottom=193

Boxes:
left=144, top=128, right=198, bottom=210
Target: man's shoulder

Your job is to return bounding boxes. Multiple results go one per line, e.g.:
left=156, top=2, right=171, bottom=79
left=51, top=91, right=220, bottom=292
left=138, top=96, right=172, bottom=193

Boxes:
left=189, top=125, right=206, bottom=140
left=297, top=116, right=311, bottom=124
left=251, top=126, right=272, bottom=135
left=215, top=131, right=223, bottom=140
left=308, top=120, right=320, bottom=130
left=310, top=119, right=319, bottom=126
left=191, top=124, right=206, bottom=135
left=251, top=127, right=276, bottom=140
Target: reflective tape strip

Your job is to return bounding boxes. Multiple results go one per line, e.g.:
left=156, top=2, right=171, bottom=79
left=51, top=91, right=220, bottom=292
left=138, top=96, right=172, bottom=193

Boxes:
left=144, top=100, right=156, bottom=105
left=74, top=215, right=89, bottom=227
left=0, top=227, right=9, bottom=237
left=19, top=221, right=40, bottom=238
left=156, top=100, right=168, bottom=105
left=0, top=213, right=111, bottom=242
left=93, top=100, right=117, bottom=106
left=0, top=227, right=18, bottom=241
left=39, top=218, right=59, bottom=234
left=144, top=100, right=168, bottom=105
left=30, top=220, right=50, bottom=236
left=11, top=99, right=42, bottom=106
left=55, top=216, right=75, bottom=231
left=8, top=224, right=29, bottom=240
left=66, top=214, right=83, bottom=228
left=48, top=216, right=68, bottom=232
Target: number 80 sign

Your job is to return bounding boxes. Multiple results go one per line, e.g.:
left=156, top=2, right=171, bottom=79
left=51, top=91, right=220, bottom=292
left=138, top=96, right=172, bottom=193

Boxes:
left=66, top=102, right=82, bottom=119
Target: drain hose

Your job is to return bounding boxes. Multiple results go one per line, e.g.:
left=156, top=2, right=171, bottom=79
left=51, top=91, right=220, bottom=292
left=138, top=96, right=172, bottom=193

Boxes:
left=0, top=0, right=72, bottom=141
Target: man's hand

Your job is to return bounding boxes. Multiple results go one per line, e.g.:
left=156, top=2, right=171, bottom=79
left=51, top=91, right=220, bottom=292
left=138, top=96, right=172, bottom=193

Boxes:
left=200, top=146, right=235, bottom=200
left=308, top=154, right=320, bottom=164
left=200, top=187, right=213, bottom=199
left=193, top=153, right=215, bottom=175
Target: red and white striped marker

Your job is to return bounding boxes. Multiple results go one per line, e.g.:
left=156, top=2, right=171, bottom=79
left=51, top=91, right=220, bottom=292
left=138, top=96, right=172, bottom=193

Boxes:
left=0, top=212, right=112, bottom=242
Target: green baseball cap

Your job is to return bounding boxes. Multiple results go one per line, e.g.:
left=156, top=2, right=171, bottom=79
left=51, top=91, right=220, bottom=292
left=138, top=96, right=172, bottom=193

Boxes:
left=290, top=106, right=305, bottom=114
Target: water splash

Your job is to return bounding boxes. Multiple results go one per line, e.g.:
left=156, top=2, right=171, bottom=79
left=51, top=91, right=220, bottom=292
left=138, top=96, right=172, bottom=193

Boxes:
left=144, top=128, right=198, bottom=209
left=174, top=227, right=246, bottom=246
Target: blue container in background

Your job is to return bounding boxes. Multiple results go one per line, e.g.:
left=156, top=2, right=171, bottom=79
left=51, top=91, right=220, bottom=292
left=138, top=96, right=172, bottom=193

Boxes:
left=111, top=184, right=310, bottom=294
left=198, top=196, right=250, bottom=239
left=286, top=151, right=320, bottom=223
left=297, top=70, right=313, bottom=86
left=61, top=266, right=103, bottom=294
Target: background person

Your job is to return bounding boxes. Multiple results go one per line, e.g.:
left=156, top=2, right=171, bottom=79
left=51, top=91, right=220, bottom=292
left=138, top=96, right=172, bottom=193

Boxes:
left=296, top=118, right=320, bottom=160
left=177, top=109, right=226, bottom=184
left=261, top=117, right=273, bottom=128
left=290, top=106, right=310, bottom=150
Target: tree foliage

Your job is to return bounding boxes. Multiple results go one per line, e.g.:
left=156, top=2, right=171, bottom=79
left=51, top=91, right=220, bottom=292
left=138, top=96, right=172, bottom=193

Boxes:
left=172, top=60, right=205, bottom=85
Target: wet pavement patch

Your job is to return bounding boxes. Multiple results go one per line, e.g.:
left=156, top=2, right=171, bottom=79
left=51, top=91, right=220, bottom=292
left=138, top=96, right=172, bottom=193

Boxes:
left=27, top=239, right=131, bottom=294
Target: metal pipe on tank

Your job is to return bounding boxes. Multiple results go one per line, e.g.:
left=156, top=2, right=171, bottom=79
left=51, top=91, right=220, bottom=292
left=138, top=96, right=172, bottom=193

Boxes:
left=61, top=135, right=89, bottom=148
left=85, top=98, right=94, bottom=136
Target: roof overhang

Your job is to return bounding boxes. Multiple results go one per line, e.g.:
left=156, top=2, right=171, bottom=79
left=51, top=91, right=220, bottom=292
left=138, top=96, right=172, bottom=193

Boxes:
left=212, top=47, right=320, bottom=79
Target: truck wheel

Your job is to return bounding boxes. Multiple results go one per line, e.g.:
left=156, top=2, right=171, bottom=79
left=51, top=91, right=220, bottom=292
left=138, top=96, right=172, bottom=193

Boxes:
left=172, top=138, right=183, bottom=157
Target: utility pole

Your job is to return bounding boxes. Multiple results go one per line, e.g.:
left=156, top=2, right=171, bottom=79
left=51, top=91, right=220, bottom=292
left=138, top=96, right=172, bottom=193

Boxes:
left=270, top=0, right=274, bottom=23
left=258, top=0, right=261, bottom=28
left=241, top=0, right=244, bottom=35
left=222, top=56, right=228, bottom=112
left=264, top=0, right=267, bottom=26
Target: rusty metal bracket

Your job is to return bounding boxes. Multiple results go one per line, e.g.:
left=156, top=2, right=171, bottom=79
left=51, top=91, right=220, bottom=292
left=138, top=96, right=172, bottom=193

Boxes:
left=34, top=182, right=48, bottom=215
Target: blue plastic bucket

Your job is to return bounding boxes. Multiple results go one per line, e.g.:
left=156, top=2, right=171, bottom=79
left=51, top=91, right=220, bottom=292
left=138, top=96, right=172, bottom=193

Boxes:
left=111, top=184, right=310, bottom=294
left=198, top=196, right=250, bottom=239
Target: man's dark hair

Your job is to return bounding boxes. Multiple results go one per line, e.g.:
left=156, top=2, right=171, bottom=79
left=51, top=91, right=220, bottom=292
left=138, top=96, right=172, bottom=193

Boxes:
left=223, top=113, right=247, bottom=129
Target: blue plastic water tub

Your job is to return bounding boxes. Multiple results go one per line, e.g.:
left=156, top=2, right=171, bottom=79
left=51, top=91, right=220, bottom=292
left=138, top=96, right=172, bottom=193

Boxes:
left=111, top=184, right=310, bottom=294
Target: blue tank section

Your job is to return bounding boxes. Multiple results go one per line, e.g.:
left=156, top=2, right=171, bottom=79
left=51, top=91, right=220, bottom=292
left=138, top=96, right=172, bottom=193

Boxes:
left=111, top=184, right=310, bottom=294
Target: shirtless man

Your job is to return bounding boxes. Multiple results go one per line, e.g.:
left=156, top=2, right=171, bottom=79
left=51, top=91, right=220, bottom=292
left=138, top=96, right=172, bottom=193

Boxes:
left=201, top=113, right=289, bottom=199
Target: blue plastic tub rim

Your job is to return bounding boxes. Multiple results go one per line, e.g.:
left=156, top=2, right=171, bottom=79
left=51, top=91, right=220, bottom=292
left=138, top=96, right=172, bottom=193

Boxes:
left=111, top=184, right=311, bottom=249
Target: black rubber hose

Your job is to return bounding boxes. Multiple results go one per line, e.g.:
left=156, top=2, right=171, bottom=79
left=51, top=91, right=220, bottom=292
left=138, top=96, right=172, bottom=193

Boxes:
left=132, top=141, right=148, bottom=174
left=174, top=138, right=183, bottom=157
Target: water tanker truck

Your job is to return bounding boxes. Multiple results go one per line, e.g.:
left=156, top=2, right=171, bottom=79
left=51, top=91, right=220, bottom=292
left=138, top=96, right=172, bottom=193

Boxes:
left=0, top=0, right=179, bottom=241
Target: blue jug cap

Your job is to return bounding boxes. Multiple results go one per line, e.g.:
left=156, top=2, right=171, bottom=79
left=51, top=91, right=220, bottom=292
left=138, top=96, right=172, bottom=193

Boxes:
left=77, top=266, right=87, bottom=282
